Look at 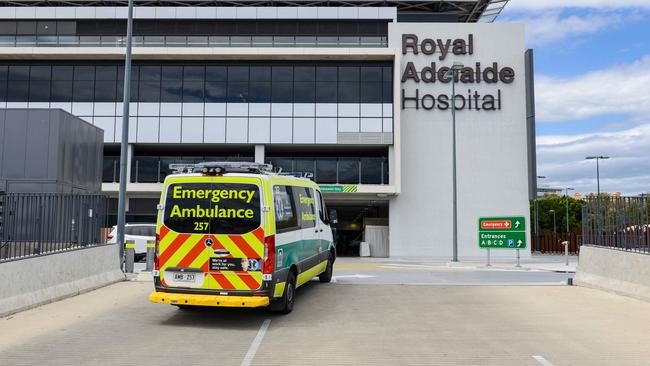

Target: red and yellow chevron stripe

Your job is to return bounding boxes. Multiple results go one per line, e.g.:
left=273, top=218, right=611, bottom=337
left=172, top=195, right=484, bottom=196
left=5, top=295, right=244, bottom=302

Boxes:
left=158, top=225, right=265, bottom=291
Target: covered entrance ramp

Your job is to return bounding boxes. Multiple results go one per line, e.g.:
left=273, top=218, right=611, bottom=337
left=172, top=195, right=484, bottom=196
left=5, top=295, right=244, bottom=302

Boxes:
left=323, top=191, right=390, bottom=257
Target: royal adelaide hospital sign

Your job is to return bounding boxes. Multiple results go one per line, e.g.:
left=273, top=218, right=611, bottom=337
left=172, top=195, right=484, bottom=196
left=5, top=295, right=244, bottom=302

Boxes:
left=399, top=33, right=516, bottom=112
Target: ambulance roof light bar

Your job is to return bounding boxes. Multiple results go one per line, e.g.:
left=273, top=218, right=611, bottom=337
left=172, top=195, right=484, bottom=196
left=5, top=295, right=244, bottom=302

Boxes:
left=277, top=171, right=315, bottom=179
left=169, top=162, right=274, bottom=175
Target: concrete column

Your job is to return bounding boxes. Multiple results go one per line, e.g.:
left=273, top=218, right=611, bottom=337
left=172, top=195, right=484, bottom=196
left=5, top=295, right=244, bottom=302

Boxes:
left=254, top=145, right=265, bottom=164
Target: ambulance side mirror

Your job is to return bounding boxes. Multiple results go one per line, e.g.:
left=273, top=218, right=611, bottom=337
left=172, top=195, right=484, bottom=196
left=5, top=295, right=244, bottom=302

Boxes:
left=328, top=209, right=338, bottom=225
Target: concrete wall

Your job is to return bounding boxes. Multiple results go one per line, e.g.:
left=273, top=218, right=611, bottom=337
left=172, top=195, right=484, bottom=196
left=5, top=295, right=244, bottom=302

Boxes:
left=388, top=23, right=530, bottom=258
left=574, top=245, right=650, bottom=302
left=0, top=244, right=124, bottom=317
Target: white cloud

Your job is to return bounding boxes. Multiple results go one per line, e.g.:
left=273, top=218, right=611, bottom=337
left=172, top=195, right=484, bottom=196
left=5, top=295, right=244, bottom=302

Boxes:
left=517, top=12, right=628, bottom=46
left=537, top=123, right=650, bottom=195
left=535, top=56, right=650, bottom=122
left=507, top=0, right=650, bottom=10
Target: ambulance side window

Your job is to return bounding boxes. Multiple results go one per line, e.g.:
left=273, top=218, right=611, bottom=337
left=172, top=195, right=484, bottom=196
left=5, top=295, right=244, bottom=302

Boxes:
left=274, top=185, right=299, bottom=232
left=316, top=190, right=328, bottom=224
left=294, top=186, right=316, bottom=229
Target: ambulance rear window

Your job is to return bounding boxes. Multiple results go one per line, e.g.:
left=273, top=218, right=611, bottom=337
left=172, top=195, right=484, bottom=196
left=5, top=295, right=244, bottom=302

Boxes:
left=163, top=182, right=261, bottom=235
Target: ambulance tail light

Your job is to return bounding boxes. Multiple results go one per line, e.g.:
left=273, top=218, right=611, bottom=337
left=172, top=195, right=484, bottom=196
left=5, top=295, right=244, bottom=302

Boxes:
left=263, top=235, right=275, bottom=275
left=154, top=232, right=160, bottom=270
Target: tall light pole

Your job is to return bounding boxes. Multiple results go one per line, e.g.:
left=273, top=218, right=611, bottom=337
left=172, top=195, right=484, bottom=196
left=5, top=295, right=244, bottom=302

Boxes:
left=116, top=0, right=135, bottom=271
left=565, top=187, right=574, bottom=233
left=446, top=62, right=464, bottom=262
left=549, top=209, right=556, bottom=233
left=534, top=175, right=546, bottom=238
left=585, top=156, right=609, bottom=198
left=585, top=156, right=609, bottom=245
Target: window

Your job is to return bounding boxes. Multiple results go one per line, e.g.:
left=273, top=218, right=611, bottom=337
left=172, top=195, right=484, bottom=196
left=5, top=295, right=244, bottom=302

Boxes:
left=227, top=82, right=248, bottom=102
left=315, top=81, right=337, bottom=103
left=29, top=80, right=50, bottom=102
left=74, top=66, right=95, bottom=81
left=8, top=66, right=29, bottom=80
left=316, top=190, right=328, bottom=223
left=52, top=65, right=73, bottom=81
left=51, top=80, right=73, bottom=102
left=228, top=66, right=249, bottom=81
left=338, top=82, right=359, bottom=103
left=274, top=185, right=299, bottom=232
left=360, top=157, right=383, bottom=184
left=139, top=81, right=161, bottom=103
left=73, top=80, right=95, bottom=102
left=250, top=66, right=271, bottom=81
left=360, top=82, right=382, bottom=103
left=30, top=65, right=51, bottom=81
left=206, top=66, right=227, bottom=81
left=295, top=158, right=315, bottom=177
left=125, top=225, right=156, bottom=237
left=271, top=82, right=292, bottom=103
left=182, top=80, right=204, bottom=102
left=0, top=61, right=393, bottom=105
left=294, top=82, right=315, bottom=103
left=7, top=81, right=28, bottom=101
left=316, top=158, right=337, bottom=184
left=248, top=82, right=271, bottom=103
left=205, top=81, right=227, bottom=102
left=294, top=66, right=315, bottom=82
left=183, top=65, right=204, bottom=81
left=95, top=66, right=117, bottom=81
left=293, top=186, right=315, bottom=229
left=338, top=158, right=359, bottom=184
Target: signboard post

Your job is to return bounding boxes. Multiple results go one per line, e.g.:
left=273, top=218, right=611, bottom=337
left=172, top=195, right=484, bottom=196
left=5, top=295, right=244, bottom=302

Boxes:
left=478, top=216, right=526, bottom=267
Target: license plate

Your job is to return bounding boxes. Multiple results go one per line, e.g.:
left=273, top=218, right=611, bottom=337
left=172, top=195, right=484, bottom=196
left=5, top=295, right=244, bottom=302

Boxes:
left=173, top=273, right=196, bottom=282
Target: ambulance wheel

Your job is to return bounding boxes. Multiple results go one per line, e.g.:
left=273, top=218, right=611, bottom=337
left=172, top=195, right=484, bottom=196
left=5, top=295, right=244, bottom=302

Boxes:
left=319, top=256, right=334, bottom=283
left=271, top=271, right=295, bottom=314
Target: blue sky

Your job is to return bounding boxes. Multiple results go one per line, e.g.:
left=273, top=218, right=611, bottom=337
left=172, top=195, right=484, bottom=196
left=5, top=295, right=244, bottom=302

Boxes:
left=497, top=0, right=650, bottom=195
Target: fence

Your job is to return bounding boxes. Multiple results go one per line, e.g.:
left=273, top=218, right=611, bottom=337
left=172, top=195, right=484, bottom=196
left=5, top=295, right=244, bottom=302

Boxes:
left=0, top=193, right=109, bottom=262
left=582, top=196, right=650, bottom=253
left=532, top=229, right=581, bottom=254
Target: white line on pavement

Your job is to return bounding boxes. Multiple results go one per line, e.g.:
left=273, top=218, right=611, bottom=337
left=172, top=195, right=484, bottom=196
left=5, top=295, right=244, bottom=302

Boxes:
left=532, top=355, right=555, bottom=366
left=241, top=319, right=271, bottom=366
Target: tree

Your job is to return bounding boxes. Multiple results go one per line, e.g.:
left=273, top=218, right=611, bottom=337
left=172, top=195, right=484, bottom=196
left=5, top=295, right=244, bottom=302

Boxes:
left=530, top=195, right=582, bottom=234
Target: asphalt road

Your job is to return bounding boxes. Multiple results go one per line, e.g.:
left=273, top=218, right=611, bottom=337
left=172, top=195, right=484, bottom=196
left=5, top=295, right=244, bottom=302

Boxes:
left=1, top=271, right=649, bottom=366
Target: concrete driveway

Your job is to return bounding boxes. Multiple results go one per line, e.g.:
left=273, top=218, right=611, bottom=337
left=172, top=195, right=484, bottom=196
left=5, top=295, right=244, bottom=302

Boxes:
left=1, top=271, right=649, bottom=366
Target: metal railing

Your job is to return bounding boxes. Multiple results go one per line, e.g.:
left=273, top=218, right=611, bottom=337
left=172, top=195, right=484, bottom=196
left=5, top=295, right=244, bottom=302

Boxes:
left=0, top=35, right=388, bottom=48
left=0, top=193, right=109, bottom=262
left=582, top=195, right=650, bottom=253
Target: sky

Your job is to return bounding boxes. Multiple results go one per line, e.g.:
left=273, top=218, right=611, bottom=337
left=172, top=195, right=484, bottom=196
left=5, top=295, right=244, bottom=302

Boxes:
left=497, top=0, right=650, bottom=196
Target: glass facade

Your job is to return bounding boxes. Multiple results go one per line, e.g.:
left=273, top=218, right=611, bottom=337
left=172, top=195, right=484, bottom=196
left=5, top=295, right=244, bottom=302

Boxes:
left=266, top=156, right=388, bottom=185
left=0, top=62, right=393, bottom=104
left=104, top=154, right=388, bottom=185
left=0, top=35, right=387, bottom=48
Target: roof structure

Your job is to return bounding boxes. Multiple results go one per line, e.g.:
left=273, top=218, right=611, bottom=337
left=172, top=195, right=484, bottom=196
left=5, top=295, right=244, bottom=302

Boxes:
left=0, top=0, right=509, bottom=22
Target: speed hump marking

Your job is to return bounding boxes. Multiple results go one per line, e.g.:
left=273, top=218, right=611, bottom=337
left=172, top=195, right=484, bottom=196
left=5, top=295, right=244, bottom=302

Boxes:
left=478, top=216, right=526, bottom=249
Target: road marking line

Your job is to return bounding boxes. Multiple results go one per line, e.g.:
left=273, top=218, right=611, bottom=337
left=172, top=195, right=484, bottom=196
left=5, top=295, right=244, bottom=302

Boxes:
left=241, top=319, right=271, bottom=366
left=532, top=355, right=555, bottom=366
left=331, top=276, right=337, bottom=283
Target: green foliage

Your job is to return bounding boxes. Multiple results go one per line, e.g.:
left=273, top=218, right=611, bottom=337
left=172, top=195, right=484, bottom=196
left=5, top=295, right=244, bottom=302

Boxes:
left=530, top=195, right=583, bottom=234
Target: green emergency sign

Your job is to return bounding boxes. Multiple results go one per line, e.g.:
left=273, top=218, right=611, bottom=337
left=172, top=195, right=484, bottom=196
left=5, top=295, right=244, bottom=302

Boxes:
left=478, top=216, right=526, bottom=249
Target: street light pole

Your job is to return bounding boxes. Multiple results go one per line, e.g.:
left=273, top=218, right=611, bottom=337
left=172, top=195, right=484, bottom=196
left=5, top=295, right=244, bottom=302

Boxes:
left=549, top=209, right=556, bottom=233
left=565, top=187, right=574, bottom=233
left=116, top=0, right=134, bottom=272
left=447, top=62, right=463, bottom=262
left=534, top=176, right=545, bottom=236
left=586, top=156, right=609, bottom=245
